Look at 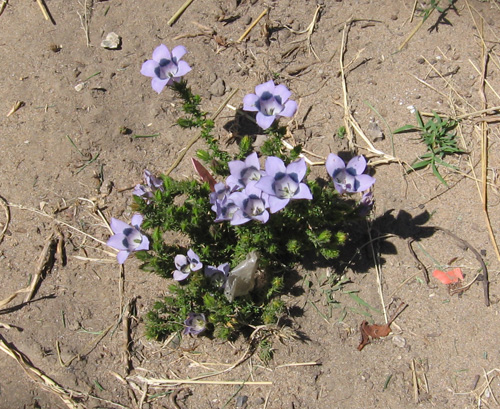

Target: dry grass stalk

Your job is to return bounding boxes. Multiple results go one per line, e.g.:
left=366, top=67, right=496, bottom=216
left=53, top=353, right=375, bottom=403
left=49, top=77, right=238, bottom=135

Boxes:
left=237, top=8, right=268, bottom=43
left=131, top=375, right=272, bottom=386
left=56, top=322, right=114, bottom=367
left=0, top=195, right=10, bottom=245
left=25, top=231, right=58, bottom=302
left=0, top=337, right=86, bottom=409
left=35, top=0, right=50, bottom=20
left=0, top=0, right=8, bottom=16
left=6, top=100, right=24, bottom=117
left=168, top=0, right=196, bottom=27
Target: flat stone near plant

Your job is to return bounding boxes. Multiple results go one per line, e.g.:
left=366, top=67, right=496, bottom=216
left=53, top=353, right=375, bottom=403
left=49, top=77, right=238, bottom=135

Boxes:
left=101, top=32, right=121, bottom=49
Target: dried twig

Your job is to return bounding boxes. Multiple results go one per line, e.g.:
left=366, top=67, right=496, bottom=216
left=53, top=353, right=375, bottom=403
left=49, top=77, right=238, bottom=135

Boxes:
left=0, top=0, right=8, bottom=16
left=25, top=231, right=58, bottom=302
left=237, top=8, right=268, bottom=43
left=0, top=336, right=86, bottom=409
left=0, top=195, right=10, bottom=245
left=168, top=0, right=196, bottom=27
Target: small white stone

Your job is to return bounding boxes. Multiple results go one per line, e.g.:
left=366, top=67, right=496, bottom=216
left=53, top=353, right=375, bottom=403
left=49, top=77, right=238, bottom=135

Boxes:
left=101, top=32, right=121, bottom=49
left=74, top=82, right=85, bottom=92
left=392, top=335, right=407, bottom=348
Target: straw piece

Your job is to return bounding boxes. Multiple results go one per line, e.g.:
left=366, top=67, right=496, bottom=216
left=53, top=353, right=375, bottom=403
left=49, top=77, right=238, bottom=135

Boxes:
left=237, top=8, right=268, bottom=43
left=168, top=0, right=195, bottom=27
left=36, top=0, right=50, bottom=20
left=0, top=0, right=8, bottom=16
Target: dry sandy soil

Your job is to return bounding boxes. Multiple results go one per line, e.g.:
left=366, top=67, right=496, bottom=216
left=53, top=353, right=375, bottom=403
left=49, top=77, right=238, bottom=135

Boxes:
left=1, top=0, right=500, bottom=408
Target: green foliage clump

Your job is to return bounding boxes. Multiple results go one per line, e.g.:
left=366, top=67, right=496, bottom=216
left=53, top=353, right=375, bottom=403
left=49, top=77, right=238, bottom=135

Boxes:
left=394, top=109, right=463, bottom=186
left=134, top=82, right=363, bottom=340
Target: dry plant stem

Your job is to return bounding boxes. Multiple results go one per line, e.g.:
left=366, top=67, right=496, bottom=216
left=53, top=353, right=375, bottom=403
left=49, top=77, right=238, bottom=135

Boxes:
left=25, top=231, right=58, bottom=302
left=165, top=88, right=238, bottom=176
left=411, top=359, right=419, bottom=403
left=339, top=21, right=355, bottom=150
left=407, top=239, right=430, bottom=284
left=123, top=298, right=135, bottom=375
left=366, top=222, right=387, bottom=323
left=0, top=0, right=8, bottom=16
left=0, top=336, right=86, bottom=409
left=168, top=0, right=195, bottom=27
left=0, top=195, right=10, bottom=244
left=132, top=376, right=272, bottom=386
left=237, top=8, right=268, bottom=43
left=436, top=227, right=490, bottom=306
left=36, top=0, right=50, bottom=20
left=398, top=6, right=435, bottom=51
left=56, top=323, right=114, bottom=367
left=9, top=203, right=110, bottom=247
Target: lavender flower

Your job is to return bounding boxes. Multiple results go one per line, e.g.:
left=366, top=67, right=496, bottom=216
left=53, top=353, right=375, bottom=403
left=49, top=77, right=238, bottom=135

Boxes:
left=205, top=263, right=230, bottom=288
left=140, top=44, right=192, bottom=93
left=243, top=80, right=297, bottom=130
left=183, top=313, right=206, bottom=336
left=107, top=214, right=149, bottom=264
left=226, top=152, right=262, bottom=190
left=358, top=191, right=374, bottom=216
left=209, top=183, right=238, bottom=222
left=325, top=154, right=375, bottom=194
left=229, top=181, right=269, bottom=225
left=173, top=249, right=203, bottom=281
left=133, top=169, right=164, bottom=203
left=256, top=157, right=312, bottom=213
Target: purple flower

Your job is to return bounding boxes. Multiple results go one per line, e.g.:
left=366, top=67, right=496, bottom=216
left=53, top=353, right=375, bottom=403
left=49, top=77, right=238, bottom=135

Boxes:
left=205, top=263, right=230, bottom=288
left=107, top=214, right=150, bottom=264
left=140, top=44, right=192, bottom=93
left=133, top=169, right=164, bottom=203
left=325, top=154, right=376, bottom=194
left=243, top=80, right=297, bottom=130
left=256, top=157, right=312, bottom=213
left=173, top=249, right=203, bottom=281
left=358, top=191, right=374, bottom=216
left=226, top=152, right=263, bottom=190
left=229, top=181, right=269, bottom=225
left=183, top=313, right=206, bottom=336
left=209, top=183, right=238, bottom=222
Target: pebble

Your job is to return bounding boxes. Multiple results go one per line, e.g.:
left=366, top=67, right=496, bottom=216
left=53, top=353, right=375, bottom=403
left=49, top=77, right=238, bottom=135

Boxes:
left=209, top=78, right=226, bottom=97
left=101, top=32, right=121, bottom=49
left=244, top=16, right=252, bottom=25
left=392, top=335, right=407, bottom=348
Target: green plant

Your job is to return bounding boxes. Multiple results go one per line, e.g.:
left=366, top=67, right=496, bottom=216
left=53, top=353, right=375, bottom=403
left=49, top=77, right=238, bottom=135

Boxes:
left=131, top=83, right=366, bottom=341
left=394, top=109, right=464, bottom=186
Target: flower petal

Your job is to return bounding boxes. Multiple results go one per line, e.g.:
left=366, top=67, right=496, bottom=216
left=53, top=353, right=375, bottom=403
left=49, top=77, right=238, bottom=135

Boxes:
left=107, top=234, right=127, bottom=251
left=243, top=93, right=260, bottom=112
left=151, top=77, right=168, bottom=94
left=255, top=175, right=275, bottom=196
left=173, top=270, right=190, bottom=281
left=268, top=195, right=289, bottom=213
left=136, top=236, right=150, bottom=251
left=254, top=80, right=276, bottom=97
left=273, top=84, right=292, bottom=103
left=174, top=254, right=188, bottom=269
left=171, top=45, right=187, bottom=61
left=279, top=100, right=297, bottom=118
left=287, top=158, right=307, bottom=182
left=325, top=154, right=346, bottom=178
left=264, top=156, right=286, bottom=178
left=131, top=214, right=144, bottom=228
left=346, top=155, right=367, bottom=175
left=354, top=174, right=376, bottom=192
left=116, top=250, right=130, bottom=264
left=293, top=183, right=313, bottom=200
left=256, top=112, right=276, bottom=130
left=175, top=60, right=192, bottom=77
left=140, top=60, right=159, bottom=78
left=110, top=218, right=131, bottom=234
left=152, top=44, right=171, bottom=62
